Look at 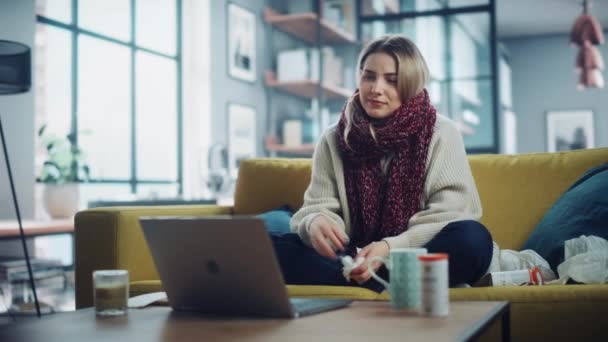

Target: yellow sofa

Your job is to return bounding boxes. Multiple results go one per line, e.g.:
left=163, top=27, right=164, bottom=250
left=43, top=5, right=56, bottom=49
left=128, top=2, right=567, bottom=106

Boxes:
left=75, top=147, right=608, bottom=341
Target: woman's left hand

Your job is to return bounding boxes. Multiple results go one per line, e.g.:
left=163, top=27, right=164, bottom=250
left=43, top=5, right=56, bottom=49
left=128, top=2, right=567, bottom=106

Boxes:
left=349, top=240, right=390, bottom=284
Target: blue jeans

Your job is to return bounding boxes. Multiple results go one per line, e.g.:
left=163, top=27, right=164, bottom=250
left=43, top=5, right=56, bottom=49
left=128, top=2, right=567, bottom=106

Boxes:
left=270, top=220, right=493, bottom=292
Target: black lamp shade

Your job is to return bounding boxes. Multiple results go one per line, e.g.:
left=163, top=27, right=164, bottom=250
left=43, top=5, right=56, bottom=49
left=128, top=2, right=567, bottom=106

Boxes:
left=0, top=40, right=31, bottom=95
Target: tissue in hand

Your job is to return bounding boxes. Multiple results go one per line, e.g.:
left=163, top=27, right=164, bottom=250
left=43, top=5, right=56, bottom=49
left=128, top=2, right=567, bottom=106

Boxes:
left=340, top=256, right=365, bottom=282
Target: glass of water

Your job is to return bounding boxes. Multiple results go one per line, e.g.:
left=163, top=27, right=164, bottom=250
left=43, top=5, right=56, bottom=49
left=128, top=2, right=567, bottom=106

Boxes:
left=93, top=270, right=129, bottom=316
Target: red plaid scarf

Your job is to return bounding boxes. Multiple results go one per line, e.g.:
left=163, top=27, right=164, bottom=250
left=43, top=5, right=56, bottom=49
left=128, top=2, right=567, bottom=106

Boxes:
left=337, top=89, right=436, bottom=247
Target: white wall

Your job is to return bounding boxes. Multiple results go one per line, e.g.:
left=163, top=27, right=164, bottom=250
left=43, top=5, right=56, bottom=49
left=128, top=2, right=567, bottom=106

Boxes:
left=0, top=0, right=36, bottom=219
left=209, top=0, right=267, bottom=158
left=182, top=0, right=212, bottom=199
left=504, top=33, right=608, bottom=153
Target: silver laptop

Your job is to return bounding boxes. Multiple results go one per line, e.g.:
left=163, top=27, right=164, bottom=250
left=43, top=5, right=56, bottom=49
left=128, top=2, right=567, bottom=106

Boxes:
left=139, top=216, right=352, bottom=318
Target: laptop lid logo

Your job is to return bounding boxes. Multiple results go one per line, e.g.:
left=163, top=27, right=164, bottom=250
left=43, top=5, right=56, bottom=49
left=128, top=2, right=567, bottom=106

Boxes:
left=206, top=260, right=220, bottom=275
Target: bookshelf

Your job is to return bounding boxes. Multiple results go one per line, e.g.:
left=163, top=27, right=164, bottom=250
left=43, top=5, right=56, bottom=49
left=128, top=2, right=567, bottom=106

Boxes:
left=264, top=71, right=351, bottom=100
left=263, top=8, right=357, bottom=45
left=265, top=142, right=316, bottom=155
left=264, top=1, right=358, bottom=157
left=264, top=130, right=315, bottom=156
left=0, top=220, right=73, bottom=239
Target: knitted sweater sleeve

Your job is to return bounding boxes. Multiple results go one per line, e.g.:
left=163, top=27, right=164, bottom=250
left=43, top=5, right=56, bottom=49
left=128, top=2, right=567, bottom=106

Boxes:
left=382, top=119, right=483, bottom=249
left=289, top=131, right=347, bottom=247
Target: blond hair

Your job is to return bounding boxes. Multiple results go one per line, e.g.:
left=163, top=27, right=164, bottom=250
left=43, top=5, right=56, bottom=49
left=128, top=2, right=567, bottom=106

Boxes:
left=343, top=35, right=430, bottom=144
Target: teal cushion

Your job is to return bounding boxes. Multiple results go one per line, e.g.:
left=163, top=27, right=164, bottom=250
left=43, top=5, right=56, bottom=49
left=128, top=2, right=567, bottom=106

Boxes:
left=522, top=163, right=608, bottom=272
left=256, top=205, right=293, bottom=234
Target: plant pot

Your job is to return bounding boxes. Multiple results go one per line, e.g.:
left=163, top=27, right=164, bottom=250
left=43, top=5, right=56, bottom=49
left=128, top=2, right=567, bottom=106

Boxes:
left=42, top=183, right=81, bottom=219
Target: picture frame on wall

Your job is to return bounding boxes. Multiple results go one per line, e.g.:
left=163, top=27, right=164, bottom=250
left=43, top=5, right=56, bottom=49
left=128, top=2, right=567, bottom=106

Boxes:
left=546, top=110, right=595, bottom=152
left=227, top=103, right=256, bottom=179
left=227, top=3, right=256, bottom=82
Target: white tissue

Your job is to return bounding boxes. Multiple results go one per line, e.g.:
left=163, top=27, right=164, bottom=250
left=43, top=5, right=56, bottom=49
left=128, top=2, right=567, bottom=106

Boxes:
left=552, top=235, right=608, bottom=285
left=341, top=256, right=365, bottom=282
left=128, top=291, right=167, bottom=308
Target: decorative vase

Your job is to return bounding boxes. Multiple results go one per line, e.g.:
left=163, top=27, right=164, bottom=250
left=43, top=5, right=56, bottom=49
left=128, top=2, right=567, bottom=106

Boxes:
left=42, top=183, right=80, bottom=219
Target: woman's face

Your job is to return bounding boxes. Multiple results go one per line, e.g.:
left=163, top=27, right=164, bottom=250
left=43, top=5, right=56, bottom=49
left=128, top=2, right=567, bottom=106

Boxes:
left=358, top=52, right=402, bottom=119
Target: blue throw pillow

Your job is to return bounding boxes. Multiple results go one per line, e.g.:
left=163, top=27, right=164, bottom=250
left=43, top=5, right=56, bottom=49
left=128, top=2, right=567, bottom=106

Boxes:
left=256, top=205, right=293, bottom=234
left=522, top=163, right=608, bottom=272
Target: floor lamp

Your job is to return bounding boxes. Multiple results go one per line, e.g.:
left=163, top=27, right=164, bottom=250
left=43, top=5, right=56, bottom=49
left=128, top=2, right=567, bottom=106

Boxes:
left=0, top=40, right=41, bottom=317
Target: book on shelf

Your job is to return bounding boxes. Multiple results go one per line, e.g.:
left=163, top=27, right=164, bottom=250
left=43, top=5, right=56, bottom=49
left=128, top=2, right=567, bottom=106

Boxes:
left=322, top=0, right=356, bottom=35
left=0, top=257, right=67, bottom=313
left=277, top=47, right=344, bottom=86
left=0, top=257, right=64, bottom=282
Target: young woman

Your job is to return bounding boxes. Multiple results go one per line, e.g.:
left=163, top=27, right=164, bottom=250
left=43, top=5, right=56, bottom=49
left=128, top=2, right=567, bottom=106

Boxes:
left=271, top=35, right=494, bottom=291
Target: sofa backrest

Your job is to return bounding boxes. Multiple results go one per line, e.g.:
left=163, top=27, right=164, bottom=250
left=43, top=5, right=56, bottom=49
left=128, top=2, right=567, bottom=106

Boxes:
left=468, top=148, right=608, bottom=249
left=234, top=148, right=608, bottom=250
left=234, top=158, right=312, bottom=215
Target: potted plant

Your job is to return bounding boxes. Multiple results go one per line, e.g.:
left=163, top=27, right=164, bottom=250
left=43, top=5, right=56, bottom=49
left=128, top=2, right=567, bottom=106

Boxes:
left=37, top=124, right=90, bottom=218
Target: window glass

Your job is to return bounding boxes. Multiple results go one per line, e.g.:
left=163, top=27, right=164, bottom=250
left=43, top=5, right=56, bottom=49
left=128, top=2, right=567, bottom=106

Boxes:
left=136, top=0, right=176, bottom=55
left=136, top=51, right=178, bottom=181
left=78, top=35, right=132, bottom=179
left=401, top=0, right=445, bottom=12
left=449, top=0, right=488, bottom=7
left=79, top=0, right=130, bottom=41
left=451, top=79, right=494, bottom=149
left=450, top=13, right=490, bottom=79
left=414, top=16, right=446, bottom=81
left=361, top=16, right=446, bottom=80
left=357, top=11, right=495, bottom=151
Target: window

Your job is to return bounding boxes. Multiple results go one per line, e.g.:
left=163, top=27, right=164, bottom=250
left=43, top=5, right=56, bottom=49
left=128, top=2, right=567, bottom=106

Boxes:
left=360, top=0, right=498, bottom=153
left=35, top=0, right=183, bottom=204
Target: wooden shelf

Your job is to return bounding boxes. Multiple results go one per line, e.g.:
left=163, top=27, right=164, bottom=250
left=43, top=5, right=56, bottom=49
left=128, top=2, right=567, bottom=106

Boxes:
left=264, top=7, right=357, bottom=45
left=265, top=71, right=352, bottom=100
left=0, top=219, right=74, bottom=239
left=265, top=135, right=315, bottom=155
left=266, top=142, right=315, bottom=155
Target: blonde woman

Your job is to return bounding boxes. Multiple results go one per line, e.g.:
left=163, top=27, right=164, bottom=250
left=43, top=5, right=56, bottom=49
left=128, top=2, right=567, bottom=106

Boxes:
left=271, top=35, right=493, bottom=290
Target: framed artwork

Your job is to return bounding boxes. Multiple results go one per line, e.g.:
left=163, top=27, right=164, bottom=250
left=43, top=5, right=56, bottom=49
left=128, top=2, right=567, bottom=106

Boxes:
left=227, top=3, right=256, bottom=82
left=546, top=110, right=595, bottom=152
left=227, top=103, right=256, bottom=179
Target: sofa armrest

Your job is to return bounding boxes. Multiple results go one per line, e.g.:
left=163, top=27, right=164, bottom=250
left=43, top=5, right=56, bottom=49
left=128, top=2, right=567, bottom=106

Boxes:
left=74, top=205, right=233, bottom=309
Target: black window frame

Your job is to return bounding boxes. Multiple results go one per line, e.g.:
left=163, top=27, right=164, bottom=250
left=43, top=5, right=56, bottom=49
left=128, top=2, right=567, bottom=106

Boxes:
left=35, top=0, right=184, bottom=194
left=358, top=0, right=499, bottom=154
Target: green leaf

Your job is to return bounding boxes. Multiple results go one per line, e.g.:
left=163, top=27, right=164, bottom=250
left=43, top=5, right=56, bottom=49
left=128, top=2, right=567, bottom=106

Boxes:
left=38, top=124, right=47, bottom=137
left=38, top=124, right=90, bottom=183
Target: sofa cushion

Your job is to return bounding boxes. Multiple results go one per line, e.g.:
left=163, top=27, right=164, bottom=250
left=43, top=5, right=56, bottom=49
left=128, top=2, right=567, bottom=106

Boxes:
left=255, top=205, right=293, bottom=234
left=522, top=163, right=608, bottom=271
left=233, top=149, right=608, bottom=248
left=130, top=281, right=608, bottom=303
left=234, top=158, right=312, bottom=214
left=467, top=147, right=608, bottom=250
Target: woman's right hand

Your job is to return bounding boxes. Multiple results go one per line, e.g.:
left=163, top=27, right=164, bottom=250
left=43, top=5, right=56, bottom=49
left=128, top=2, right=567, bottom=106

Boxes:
left=309, top=215, right=348, bottom=259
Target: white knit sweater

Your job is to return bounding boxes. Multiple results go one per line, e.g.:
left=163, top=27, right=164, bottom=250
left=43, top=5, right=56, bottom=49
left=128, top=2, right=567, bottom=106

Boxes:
left=290, top=114, right=483, bottom=250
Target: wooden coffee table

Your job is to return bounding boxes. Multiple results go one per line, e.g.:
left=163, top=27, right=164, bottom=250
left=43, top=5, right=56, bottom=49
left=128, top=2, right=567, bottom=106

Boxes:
left=0, top=301, right=509, bottom=341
